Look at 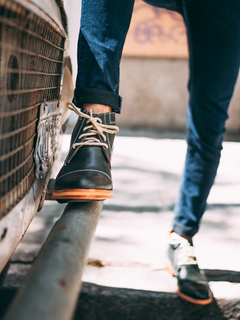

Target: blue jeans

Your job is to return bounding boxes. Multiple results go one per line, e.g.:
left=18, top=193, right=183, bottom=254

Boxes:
left=74, top=0, right=240, bottom=237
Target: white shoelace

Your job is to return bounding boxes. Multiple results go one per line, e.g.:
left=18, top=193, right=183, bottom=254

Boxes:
left=67, top=102, right=119, bottom=149
left=169, top=233, right=197, bottom=266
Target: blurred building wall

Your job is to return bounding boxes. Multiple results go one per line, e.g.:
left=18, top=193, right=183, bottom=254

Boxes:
left=118, top=57, right=240, bottom=134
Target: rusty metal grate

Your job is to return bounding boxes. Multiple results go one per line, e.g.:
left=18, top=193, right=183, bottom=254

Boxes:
left=0, top=0, right=65, bottom=216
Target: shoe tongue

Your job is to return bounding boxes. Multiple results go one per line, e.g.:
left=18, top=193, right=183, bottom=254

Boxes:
left=170, top=232, right=193, bottom=245
left=81, top=109, right=116, bottom=126
left=66, top=111, right=116, bottom=164
left=95, top=111, right=116, bottom=125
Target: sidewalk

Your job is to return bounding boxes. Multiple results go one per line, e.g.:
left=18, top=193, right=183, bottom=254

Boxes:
left=1, top=129, right=240, bottom=320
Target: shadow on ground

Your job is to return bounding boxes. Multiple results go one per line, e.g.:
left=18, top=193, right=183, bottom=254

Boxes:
left=1, top=278, right=238, bottom=320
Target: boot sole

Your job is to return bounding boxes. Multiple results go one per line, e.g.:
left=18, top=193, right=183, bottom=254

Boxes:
left=53, top=189, right=113, bottom=201
left=165, top=258, right=213, bottom=305
left=177, top=289, right=213, bottom=305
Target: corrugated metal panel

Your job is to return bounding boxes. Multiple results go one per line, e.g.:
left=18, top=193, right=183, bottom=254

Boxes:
left=0, top=0, right=65, bottom=216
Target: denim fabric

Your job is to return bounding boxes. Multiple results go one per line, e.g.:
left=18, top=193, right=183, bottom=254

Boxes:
left=173, top=0, right=240, bottom=237
left=75, top=0, right=240, bottom=236
left=74, top=0, right=135, bottom=113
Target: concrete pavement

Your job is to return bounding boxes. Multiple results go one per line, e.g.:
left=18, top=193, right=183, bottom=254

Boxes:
left=0, top=129, right=240, bottom=320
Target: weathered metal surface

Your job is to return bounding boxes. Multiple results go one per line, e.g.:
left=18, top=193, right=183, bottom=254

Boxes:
left=3, top=201, right=103, bottom=320
left=45, top=178, right=56, bottom=201
left=37, top=170, right=52, bottom=212
left=59, top=57, right=74, bottom=126
left=0, top=0, right=66, bottom=217
left=36, top=56, right=73, bottom=210
left=34, top=101, right=62, bottom=179
left=0, top=0, right=73, bottom=274
left=0, top=178, right=44, bottom=273
left=15, top=0, right=65, bottom=36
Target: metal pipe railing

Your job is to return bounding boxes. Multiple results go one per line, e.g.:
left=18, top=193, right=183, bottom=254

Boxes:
left=3, top=201, right=103, bottom=320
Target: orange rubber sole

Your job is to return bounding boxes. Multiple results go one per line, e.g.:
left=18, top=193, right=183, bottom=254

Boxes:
left=53, top=189, right=113, bottom=200
left=165, top=258, right=213, bottom=305
left=177, top=289, right=212, bottom=305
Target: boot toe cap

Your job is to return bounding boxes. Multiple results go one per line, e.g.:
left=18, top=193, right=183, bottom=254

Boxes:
left=179, top=279, right=211, bottom=301
left=55, top=169, right=112, bottom=190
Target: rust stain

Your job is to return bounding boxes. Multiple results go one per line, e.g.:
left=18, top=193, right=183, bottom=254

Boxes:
left=0, top=228, right=7, bottom=241
left=59, top=223, right=67, bottom=231
left=59, top=279, right=69, bottom=291
left=87, top=259, right=105, bottom=268
left=61, top=238, right=72, bottom=244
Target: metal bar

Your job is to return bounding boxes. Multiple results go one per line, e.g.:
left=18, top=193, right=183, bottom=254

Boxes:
left=0, top=134, right=35, bottom=162
left=0, top=41, right=64, bottom=63
left=3, top=201, right=103, bottom=320
left=0, top=68, right=62, bottom=76
left=0, top=150, right=34, bottom=183
left=0, top=164, right=36, bottom=219
left=0, top=118, right=38, bottom=139
left=0, top=103, right=40, bottom=118
left=0, top=86, right=60, bottom=98
left=0, top=16, right=65, bottom=51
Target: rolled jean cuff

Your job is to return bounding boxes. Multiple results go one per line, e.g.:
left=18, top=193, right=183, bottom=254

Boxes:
left=73, top=88, right=122, bottom=114
left=172, top=221, right=199, bottom=238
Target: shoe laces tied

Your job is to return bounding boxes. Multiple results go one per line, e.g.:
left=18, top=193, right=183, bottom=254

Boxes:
left=67, top=102, right=119, bottom=149
left=169, top=233, right=197, bottom=266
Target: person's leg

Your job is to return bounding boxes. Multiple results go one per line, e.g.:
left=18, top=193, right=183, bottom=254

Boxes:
left=53, top=0, right=135, bottom=202
left=74, top=0, right=135, bottom=113
left=173, top=0, right=240, bottom=237
left=168, top=0, right=240, bottom=305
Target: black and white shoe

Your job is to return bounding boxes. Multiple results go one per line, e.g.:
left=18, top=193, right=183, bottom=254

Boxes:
left=53, top=102, right=119, bottom=202
left=166, top=232, right=212, bottom=305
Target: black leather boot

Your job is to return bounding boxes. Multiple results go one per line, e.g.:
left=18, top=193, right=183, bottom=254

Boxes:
left=53, top=103, right=119, bottom=202
left=167, top=232, right=212, bottom=305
